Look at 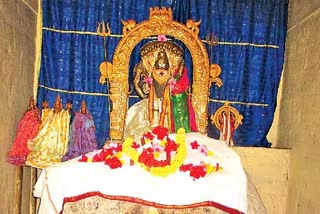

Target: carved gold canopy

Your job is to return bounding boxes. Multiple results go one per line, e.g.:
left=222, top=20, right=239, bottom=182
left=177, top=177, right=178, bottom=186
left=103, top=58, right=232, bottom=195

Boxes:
left=100, top=7, right=222, bottom=140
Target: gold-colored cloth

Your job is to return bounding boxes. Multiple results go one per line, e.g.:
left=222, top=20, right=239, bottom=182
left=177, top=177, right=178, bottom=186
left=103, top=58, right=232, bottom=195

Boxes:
left=124, top=99, right=152, bottom=140
left=124, top=99, right=170, bottom=140
left=63, top=196, right=226, bottom=214
left=26, top=109, right=70, bottom=169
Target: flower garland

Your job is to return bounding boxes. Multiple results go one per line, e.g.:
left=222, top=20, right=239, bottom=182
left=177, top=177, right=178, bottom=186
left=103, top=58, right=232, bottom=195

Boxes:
left=123, top=126, right=187, bottom=177
left=180, top=162, right=222, bottom=180
left=179, top=140, right=222, bottom=180
left=78, top=127, right=222, bottom=180
left=79, top=142, right=123, bottom=169
left=190, top=140, right=214, bottom=156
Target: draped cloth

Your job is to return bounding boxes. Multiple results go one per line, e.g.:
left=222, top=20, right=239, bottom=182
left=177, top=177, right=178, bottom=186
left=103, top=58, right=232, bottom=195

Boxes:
left=34, top=133, right=248, bottom=214
left=125, top=66, right=197, bottom=139
left=7, top=108, right=41, bottom=166
left=170, top=67, right=197, bottom=133
left=124, top=99, right=152, bottom=140
left=26, top=109, right=70, bottom=169
left=62, top=112, right=97, bottom=162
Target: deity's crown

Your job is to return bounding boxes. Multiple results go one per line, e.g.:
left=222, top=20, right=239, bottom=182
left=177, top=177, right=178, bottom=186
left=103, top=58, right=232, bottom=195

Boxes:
left=81, top=100, right=87, bottom=108
left=139, top=41, right=184, bottom=73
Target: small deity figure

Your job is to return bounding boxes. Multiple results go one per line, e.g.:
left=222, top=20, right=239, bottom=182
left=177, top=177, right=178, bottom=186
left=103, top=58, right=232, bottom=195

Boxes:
left=62, top=100, right=97, bottom=161
left=218, top=111, right=237, bottom=146
left=211, top=102, right=243, bottom=146
left=124, top=39, right=197, bottom=138
left=7, top=97, right=41, bottom=166
left=26, top=95, right=70, bottom=168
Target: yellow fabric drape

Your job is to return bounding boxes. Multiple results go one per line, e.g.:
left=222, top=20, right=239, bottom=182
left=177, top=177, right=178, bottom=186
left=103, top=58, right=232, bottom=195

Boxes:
left=26, top=109, right=70, bottom=169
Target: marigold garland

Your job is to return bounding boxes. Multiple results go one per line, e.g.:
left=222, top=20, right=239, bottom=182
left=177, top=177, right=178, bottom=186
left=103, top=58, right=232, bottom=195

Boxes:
left=79, top=126, right=222, bottom=180
left=123, top=127, right=187, bottom=177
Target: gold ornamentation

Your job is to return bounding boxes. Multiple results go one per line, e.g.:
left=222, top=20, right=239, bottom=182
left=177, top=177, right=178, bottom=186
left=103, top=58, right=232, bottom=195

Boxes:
left=205, top=33, right=218, bottom=47
left=103, top=7, right=213, bottom=140
left=149, top=7, right=173, bottom=20
left=121, top=19, right=137, bottom=35
left=186, top=19, right=201, bottom=37
left=210, top=102, right=243, bottom=146
left=99, top=61, right=113, bottom=84
left=205, top=33, right=222, bottom=88
left=210, top=64, right=223, bottom=87
left=97, top=21, right=111, bottom=37
left=97, top=21, right=113, bottom=86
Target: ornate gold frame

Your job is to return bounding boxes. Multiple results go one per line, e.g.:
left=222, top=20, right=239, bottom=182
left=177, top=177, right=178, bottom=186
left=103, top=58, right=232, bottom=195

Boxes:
left=210, top=102, right=243, bottom=132
left=100, top=7, right=222, bottom=140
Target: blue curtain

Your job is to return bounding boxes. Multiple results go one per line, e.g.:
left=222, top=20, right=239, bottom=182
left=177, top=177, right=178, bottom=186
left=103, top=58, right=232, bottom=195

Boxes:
left=37, top=0, right=288, bottom=147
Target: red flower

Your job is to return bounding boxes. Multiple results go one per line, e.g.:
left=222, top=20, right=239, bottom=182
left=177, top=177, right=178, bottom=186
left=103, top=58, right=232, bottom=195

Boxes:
left=189, top=165, right=207, bottom=180
left=114, top=144, right=122, bottom=152
left=92, top=153, right=102, bottom=162
left=105, top=157, right=122, bottom=169
left=157, top=160, right=168, bottom=167
left=152, top=126, right=168, bottom=140
left=100, top=148, right=114, bottom=159
left=138, top=148, right=171, bottom=168
left=190, top=141, right=199, bottom=150
left=165, top=137, right=178, bottom=153
left=138, top=150, right=155, bottom=168
left=131, top=141, right=140, bottom=149
left=143, top=132, right=154, bottom=140
left=79, top=154, right=88, bottom=162
left=180, top=164, right=193, bottom=172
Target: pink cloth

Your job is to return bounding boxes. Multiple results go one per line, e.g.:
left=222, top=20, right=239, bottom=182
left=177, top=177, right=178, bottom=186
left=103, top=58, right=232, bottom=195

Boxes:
left=171, top=67, right=189, bottom=95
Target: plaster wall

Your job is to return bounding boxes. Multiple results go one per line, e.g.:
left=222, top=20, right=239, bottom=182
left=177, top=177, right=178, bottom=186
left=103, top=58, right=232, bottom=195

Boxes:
left=268, top=0, right=320, bottom=148
left=233, top=147, right=290, bottom=214
left=0, top=0, right=38, bottom=213
left=278, top=1, right=320, bottom=213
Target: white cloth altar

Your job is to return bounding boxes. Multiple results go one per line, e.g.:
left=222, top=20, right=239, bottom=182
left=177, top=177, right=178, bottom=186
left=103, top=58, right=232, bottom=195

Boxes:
left=34, top=133, right=248, bottom=214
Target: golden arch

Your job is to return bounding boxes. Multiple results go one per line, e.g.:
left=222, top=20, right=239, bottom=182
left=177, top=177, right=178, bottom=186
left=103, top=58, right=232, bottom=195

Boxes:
left=101, top=7, right=222, bottom=140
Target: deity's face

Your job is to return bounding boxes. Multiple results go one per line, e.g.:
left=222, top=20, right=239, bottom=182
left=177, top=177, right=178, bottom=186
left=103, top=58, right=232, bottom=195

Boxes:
left=54, top=101, right=62, bottom=113
left=153, top=51, right=171, bottom=84
left=155, top=68, right=170, bottom=78
left=81, top=105, right=87, bottom=114
left=156, top=57, right=167, bottom=69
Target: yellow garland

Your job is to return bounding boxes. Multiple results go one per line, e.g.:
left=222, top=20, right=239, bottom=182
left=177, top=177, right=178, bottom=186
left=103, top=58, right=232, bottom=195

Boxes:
left=123, top=128, right=187, bottom=177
